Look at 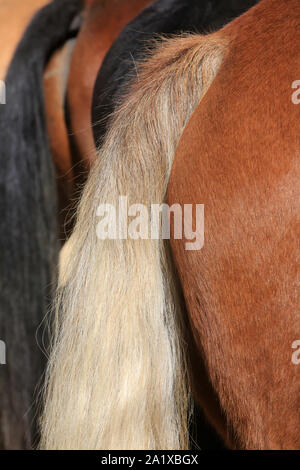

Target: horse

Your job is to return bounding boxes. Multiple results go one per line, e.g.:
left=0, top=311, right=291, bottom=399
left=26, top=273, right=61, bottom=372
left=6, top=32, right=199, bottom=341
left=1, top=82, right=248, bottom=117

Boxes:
left=0, top=0, right=48, bottom=80
left=44, top=0, right=152, bottom=241
left=67, top=0, right=152, bottom=172
left=40, top=0, right=300, bottom=450
left=0, top=0, right=82, bottom=449
left=57, top=0, right=258, bottom=271
left=0, top=0, right=157, bottom=449
left=48, top=0, right=259, bottom=449
left=91, top=0, right=259, bottom=147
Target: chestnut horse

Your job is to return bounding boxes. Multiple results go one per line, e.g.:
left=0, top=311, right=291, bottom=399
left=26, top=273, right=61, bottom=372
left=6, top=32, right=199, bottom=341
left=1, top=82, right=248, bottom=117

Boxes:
left=168, top=0, right=300, bottom=449
left=40, top=0, right=300, bottom=450
left=57, top=0, right=258, bottom=449
left=55, top=0, right=257, bottom=249
left=92, top=0, right=258, bottom=147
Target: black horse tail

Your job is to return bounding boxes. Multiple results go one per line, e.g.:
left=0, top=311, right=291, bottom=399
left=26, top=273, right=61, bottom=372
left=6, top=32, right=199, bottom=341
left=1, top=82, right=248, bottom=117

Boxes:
left=0, top=0, right=82, bottom=449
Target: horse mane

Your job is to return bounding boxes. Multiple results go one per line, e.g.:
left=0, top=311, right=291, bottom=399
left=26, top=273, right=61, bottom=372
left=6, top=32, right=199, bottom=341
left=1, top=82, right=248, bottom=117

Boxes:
left=0, top=0, right=82, bottom=449
left=40, top=32, right=228, bottom=449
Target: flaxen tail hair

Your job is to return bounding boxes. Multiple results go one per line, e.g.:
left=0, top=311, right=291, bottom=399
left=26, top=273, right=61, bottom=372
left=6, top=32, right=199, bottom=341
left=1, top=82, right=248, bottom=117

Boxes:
left=40, top=33, right=227, bottom=450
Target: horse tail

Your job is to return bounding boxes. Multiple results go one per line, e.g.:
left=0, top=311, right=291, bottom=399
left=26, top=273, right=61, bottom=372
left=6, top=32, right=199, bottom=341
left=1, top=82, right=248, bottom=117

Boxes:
left=0, top=0, right=82, bottom=449
left=40, top=33, right=227, bottom=450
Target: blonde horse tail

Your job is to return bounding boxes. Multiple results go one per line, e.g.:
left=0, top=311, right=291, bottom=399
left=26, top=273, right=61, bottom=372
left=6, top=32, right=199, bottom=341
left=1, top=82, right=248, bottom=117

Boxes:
left=40, top=33, right=227, bottom=450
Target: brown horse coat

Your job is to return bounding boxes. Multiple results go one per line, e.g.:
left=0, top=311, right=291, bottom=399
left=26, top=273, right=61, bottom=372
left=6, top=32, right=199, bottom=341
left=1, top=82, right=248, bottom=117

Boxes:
left=168, top=0, right=300, bottom=449
left=0, top=0, right=48, bottom=79
left=67, top=0, right=152, bottom=172
left=44, top=0, right=152, bottom=239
